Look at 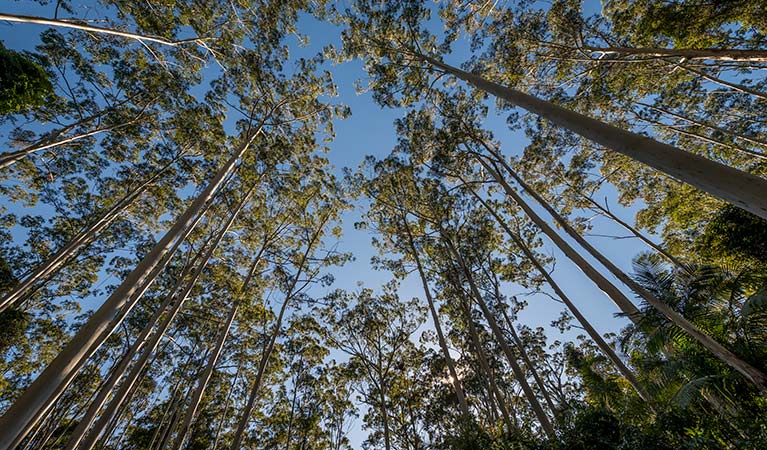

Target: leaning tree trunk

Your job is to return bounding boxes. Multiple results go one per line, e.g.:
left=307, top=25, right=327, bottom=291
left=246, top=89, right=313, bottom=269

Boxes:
left=471, top=188, right=655, bottom=404
left=415, top=52, right=767, bottom=220
left=479, top=150, right=767, bottom=395
left=0, top=111, right=148, bottom=169
left=493, top=292, right=559, bottom=416
left=0, top=13, right=202, bottom=47
left=401, top=215, right=471, bottom=418
left=462, top=300, right=515, bottom=433
left=443, top=235, right=556, bottom=438
left=471, top=155, right=643, bottom=324
left=171, top=229, right=266, bottom=450
left=0, top=152, right=183, bottom=313
left=0, top=124, right=265, bottom=450
left=229, top=221, right=325, bottom=450
left=580, top=45, right=767, bottom=62
left=62, top=242, right=205, bottom=450
left=77, top=183, right=253, bottom=450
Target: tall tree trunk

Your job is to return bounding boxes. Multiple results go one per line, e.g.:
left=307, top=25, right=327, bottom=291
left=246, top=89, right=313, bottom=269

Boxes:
left=77, top=184, right=253, bottom=450
left=478, top=149, right=767, bottom=395
left=0, top=107, right=150, bottom=169
left=416, top=52, right=767, bottom=219
left=468, top=186, right=656, bottom=405
left=470, top=154, right=643, bottom=324
left=443, top=235, right=556, bottom=437
left=492, top=291, right=559, bottom=417
left=0, top=126, right=264, bottom=450
left=0, top=13, right=202, bottom=47
left=211, top=362, right=242, bottom=450
left=462, top=301, right=515, bottom=434
left=62, top=249, right=201, bottom=450
left=580, top=45, right=767, bottom=62
left=401, top=215, right=471, bottom=418
left=229, top=219, right=327, bottom=450
left=0, top=152, right=183, bottom=313
left=171, top=230, right=265, bottom=450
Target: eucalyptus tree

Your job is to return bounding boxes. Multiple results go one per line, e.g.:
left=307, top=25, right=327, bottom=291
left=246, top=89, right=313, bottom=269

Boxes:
left=320, top=286, right=427, bottom=450
left=337, top=0, right=767, bottom=219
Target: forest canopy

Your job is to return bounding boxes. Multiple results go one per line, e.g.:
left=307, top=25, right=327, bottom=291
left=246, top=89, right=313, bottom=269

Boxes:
left=0, top=0, right=766, bottom=449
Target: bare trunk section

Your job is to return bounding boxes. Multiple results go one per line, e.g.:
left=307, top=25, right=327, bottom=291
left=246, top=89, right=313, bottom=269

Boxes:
left=0, top=108, right=149, bottom=169
left=472, top=155, right=643, bottom=323
left=416, top=53, right=767, bottom=219
left=0, top=125, right=264, bottom=450
left=581, top=45, right=767, bottom=62
left=229, top=219, right=327, bottom=450
left=443, top=235, right=556, bottom=437
left=77, top=182, right=254, bottom=450
left=0, top=153, right=183, bottom=313
left=478, top=150, right=767, bottom=394
left=494, top=296, right=558, bottom=417
left=462, top=301, right=515, bottom=433
left=470, top=187, right=655, bottom=404
left=401, top=216, right=471, bottom=418
left=171, top=224, right=265, bottom=450
left=0, top=13, right=202, bottom=47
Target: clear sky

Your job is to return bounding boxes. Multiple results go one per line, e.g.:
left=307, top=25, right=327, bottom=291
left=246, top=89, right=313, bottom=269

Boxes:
left=0, top=1, right=660, bottom=446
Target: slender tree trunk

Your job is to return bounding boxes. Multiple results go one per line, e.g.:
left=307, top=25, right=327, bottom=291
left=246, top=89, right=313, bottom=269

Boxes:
left=0, top=13, right=202, bottom=47
left=0, top=126, right=264, bottom=450
left=401, top=216, right=470, bottom=418
left=416, top=52, right=767, bottom=219
left=443, top=235, right=556, bottom=437
left=464, top=166, right=655, bottom=403
left=471, top=155, right=643, bottom=324
left=581, top=45, right=767, bottom=62
left=0, top=110, right=148, bottom=169
left=78, top=185, right=253, bottom=450
left=378, top=373, right=392, bottom=450
left=462, top=301, right=515, bottom=433
left=679, top=64, right=767, bottom=101
left=229, top=219, right=326, bottom=450
left=0, top=152, right=183, bottom=312
left=62, top=255, right=199, bottom=450
left=494, top=296, right=558, bottom=417
left=171, top=229, right=265, bottom=450
left=478, top=150, right=767, bottom=395
left=211, top=362, right=242, bottom=450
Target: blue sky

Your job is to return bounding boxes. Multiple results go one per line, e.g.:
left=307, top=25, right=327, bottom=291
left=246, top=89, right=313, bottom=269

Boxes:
left=0, top=0, right=662, bottom=446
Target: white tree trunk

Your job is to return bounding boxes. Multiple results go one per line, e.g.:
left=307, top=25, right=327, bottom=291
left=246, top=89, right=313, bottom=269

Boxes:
left=0, top=127, right=263, bottom=450
left=418, top=53, right=767, bottom=220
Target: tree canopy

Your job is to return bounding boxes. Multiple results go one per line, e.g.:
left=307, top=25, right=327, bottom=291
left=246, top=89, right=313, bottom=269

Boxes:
left=0, top=1, right=766, bottom=449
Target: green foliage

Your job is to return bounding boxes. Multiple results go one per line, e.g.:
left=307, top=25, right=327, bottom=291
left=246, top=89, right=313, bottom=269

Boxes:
left=0, top=42, right=53, bottom=114
left=696, top=204, right=767, bottom=265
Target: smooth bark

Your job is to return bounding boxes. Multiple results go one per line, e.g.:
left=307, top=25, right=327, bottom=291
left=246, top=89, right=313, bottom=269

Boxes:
left=0, top=13, right=203, bottom=47
left=443, top=235, right=556, bottom=437
left=401, top=216, right=471, bottom=418
left=417, top=53, right=767, bottom=219
left=0, top=153, right=183, bottom=312
left=0, top=125, right=263, bottom=450
left=470, top=188, right=655, bottom=404
left=482, top=151, right=767, bottom=395
left=77, top=183, right=253, bottom=450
